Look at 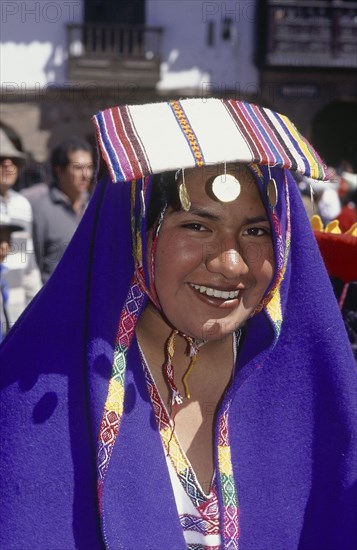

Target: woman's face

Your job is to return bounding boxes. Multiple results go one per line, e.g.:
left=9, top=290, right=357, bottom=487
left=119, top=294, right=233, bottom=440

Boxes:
left=0, top=228, right=11, bottom=263
left=0, top=158, right=19, bottom=191
left=150, top=165, right=275, bottom=341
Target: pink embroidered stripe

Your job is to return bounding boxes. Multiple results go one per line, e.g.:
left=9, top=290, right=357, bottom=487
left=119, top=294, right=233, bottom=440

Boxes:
left=119, top=105, right=151, bottom=178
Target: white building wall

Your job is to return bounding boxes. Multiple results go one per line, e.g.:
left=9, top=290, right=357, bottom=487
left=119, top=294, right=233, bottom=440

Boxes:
left=1, top=1, right=259, bottom=94
left=0, top=0, right=84, bottom=88
left=147, top=0, right=259, bottom=94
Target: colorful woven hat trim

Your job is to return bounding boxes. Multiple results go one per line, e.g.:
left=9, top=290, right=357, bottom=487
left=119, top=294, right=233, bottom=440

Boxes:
left=93, top=98, right=328, bottom=184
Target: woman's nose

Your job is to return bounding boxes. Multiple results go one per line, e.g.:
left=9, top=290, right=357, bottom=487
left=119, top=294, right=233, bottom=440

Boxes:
left=205, top=242, right=249, bottom=278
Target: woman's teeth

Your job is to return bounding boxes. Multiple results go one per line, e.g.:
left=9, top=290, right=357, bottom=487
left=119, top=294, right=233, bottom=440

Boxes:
left=190, top=284, right=239, bottom=300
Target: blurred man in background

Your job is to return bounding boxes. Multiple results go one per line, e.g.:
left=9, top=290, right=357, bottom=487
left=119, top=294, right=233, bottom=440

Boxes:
left=32, top=136, right=94, bottom=283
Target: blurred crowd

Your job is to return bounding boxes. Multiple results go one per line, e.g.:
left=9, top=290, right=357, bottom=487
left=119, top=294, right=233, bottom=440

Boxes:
left=0, top=124, right=95, bottom=341
left=296, top=165, right=357, bottom=360
left=295, top=160, right=357, bottom=231
left=1, top=123, right=356, bottom=353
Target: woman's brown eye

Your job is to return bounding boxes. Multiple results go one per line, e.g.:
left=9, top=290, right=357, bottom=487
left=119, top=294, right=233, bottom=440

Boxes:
left=245, top=227, right=267, bottom=236
left=183, top=223, right=206, bottom=231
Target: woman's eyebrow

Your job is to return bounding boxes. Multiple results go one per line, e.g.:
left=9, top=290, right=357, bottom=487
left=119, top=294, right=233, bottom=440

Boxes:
left=175, top=208, right=270, bottom=225
left=171, top=205, right=270, bottom=225
left=187, top=207, right=221, bottom=221
left=244, top=215, right=270, bottom=224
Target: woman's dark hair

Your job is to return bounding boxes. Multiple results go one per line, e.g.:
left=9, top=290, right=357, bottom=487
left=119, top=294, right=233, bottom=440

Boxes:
left=147, top=170, right=181, bottom=229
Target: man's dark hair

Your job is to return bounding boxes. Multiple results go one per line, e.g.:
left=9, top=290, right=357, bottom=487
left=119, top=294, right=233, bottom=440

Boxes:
left=50, top=136, right=93, bottom=181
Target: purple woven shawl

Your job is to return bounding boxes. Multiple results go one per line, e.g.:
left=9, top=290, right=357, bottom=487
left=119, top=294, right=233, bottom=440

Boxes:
left=0, top=168, right=356, bottom=549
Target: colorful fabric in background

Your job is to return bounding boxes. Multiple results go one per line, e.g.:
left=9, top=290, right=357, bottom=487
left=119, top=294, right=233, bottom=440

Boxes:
left=311, top=215, right=357, bottom=283
left=311, top=215, right=357, bottom=363
left=0, top=99, right=356, bottom=550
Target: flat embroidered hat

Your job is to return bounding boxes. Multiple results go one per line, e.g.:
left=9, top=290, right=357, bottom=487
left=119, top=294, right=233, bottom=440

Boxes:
left=93, top=97, right=328, bottom=183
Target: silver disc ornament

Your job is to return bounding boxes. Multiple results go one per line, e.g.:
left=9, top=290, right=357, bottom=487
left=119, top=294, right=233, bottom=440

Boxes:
left=211, top=174, right=241, bottom=202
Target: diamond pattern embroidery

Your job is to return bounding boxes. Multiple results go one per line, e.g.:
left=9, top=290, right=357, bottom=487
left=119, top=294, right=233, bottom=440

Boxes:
left=142, top=357, right=212, bottom=508
left=97, top=274, right=146, bottom=495
left=141, top=334, right=241, bottom=546
left=218, top=414, right=229, bottom=447
left=225, top=505, right=239, bottom=538
left=218, top=404, right=240, bottom=548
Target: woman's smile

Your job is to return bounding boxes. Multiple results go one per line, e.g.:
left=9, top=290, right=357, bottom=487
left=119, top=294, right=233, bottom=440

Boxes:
left=189, top=283, right=240, bottom=300
left=188, top=282, right=241, bottom=308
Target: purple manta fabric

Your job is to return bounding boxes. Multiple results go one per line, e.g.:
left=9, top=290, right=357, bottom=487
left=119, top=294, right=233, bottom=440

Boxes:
left=0, top=167, right=356, bottom=550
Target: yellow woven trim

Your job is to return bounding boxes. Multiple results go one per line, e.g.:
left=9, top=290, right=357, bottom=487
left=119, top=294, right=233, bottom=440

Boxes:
left=104, top=378, right=124, bottom=416
left=218, top=445, right=233, bottom=476
left=266, top=289, right=282, bottom=324
left=161, top=427, right=187, bottom=474
left=135, top=229, right=142, bottom=265
left=170, top=100, right=205, bottom=167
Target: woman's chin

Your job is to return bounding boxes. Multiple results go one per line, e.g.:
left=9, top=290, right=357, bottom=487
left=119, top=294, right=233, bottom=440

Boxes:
left=198, top=318, right=243, bottom=341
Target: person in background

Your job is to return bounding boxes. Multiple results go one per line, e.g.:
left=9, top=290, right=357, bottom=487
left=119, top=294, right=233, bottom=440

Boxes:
left=312, top=168, right=342, bottom=225
left=0, top=128, right=42, bottom=324
left=32, top=136, right=94, bottom=283
left=337, top=172, right=357, bottom=232
left=0, top=216, right=25, bottom=342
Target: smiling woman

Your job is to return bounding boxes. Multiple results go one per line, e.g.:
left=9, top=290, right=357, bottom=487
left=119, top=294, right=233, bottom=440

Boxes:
left=0, top=99, right=356, bottom=550
left=137, top=164, right=276, bottom=517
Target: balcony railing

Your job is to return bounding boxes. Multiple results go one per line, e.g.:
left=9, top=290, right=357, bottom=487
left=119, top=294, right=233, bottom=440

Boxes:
left=67, top=23, right=163, bottom=87
left=265, top=1, right=357, bottom=68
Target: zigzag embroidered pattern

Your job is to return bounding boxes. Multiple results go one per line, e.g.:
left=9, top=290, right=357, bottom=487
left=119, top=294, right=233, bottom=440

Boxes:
left=143, top=365, right=209, bottom=507
left=169, top=100, right=205, bottom=167
left=217, top=403, right=239, bottom=549
left=141, top=331, right=241, bottom=548
left=97, top=179, right=150, bottom=516
left=96, top=274, right=146, bottom=512
left=140, top=349, right=222, bottom=544
left=180, top=513, right=218, bottom=535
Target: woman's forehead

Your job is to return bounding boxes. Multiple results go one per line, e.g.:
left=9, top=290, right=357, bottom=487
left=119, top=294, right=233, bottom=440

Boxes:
left=168, top=170, right=265, bottom=220
left=185, top=163, right=254, bottom=184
